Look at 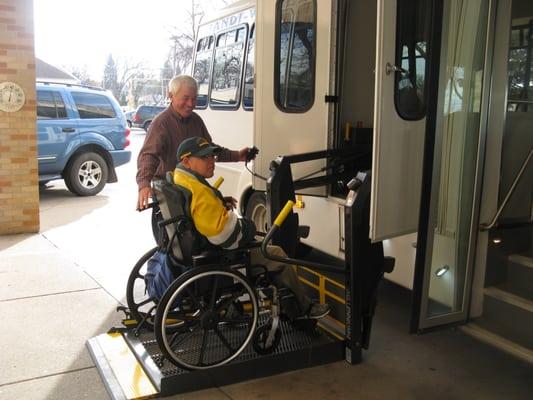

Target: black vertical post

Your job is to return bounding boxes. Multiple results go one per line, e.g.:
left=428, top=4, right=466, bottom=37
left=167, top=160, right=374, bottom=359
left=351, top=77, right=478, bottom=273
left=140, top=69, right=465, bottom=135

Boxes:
left=344, top=170, right=389, bottom=362
left=343, top=171, right=370, bottom=364
left=266, top=156, right=299, bottom=257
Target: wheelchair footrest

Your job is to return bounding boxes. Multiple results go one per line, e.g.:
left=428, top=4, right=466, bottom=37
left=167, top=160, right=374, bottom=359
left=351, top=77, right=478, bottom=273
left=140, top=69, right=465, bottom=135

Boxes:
left=88, top=316, right=344, bottom=399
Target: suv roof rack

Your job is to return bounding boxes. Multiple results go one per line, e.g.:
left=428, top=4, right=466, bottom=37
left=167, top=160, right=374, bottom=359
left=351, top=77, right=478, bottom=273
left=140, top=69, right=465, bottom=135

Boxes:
left=36, top=80, right=107, bottom=92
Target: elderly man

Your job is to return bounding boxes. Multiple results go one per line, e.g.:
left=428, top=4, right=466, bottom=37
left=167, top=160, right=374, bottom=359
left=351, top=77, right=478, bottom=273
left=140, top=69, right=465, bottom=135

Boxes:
left=136, top=74, right=250, bottom=211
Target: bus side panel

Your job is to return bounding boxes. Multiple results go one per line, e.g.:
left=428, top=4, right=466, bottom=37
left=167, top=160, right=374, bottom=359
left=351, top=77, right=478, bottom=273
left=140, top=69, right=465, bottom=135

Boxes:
left=254, top=0, right=333, bottom=194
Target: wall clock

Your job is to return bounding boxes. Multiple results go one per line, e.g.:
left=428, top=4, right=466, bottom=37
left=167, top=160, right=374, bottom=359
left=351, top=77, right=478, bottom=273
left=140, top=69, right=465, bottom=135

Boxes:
left=0, top=81, right=26, bottom=112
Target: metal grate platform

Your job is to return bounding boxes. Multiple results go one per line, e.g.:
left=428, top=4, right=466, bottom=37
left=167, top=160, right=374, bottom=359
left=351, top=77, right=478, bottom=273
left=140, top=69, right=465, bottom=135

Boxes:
left=121, top=317, right=344, bottom=397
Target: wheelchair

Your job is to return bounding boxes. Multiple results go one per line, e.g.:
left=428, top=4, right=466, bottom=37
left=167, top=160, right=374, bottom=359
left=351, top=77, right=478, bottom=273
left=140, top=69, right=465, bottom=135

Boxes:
left=125, top=179, right=311, bottom=371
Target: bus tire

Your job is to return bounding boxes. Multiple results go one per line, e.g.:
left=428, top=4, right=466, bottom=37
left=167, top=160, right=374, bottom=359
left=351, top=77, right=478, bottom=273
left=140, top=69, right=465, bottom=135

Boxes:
left=245, top=191, right=268, bottom=234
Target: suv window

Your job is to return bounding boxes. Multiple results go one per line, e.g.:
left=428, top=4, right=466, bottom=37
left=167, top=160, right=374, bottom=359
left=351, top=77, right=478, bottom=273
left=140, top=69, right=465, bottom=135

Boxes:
left=71, top=91, right=116, bottom=119
left=37, top=90, right=67, bottom=119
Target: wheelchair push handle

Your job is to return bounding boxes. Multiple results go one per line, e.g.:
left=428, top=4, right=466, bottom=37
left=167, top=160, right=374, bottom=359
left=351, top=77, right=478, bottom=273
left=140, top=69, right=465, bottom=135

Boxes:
left=213, top=176, right=224, bottom=189
left=136, top=200, right=159, bottom=212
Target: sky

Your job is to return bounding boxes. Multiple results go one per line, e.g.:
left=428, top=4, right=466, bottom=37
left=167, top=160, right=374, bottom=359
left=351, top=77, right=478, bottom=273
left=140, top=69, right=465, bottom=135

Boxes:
left=33, top=0, right=228, bottom=81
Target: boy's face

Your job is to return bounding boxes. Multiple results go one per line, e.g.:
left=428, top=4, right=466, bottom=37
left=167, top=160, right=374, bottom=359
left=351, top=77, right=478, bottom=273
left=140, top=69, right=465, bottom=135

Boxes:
left=182, top=154, right=216, bottom=178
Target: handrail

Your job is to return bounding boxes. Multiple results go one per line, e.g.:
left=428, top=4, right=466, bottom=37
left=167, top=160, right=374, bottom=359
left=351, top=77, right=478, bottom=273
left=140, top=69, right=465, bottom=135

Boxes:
left=480, top=148, right=532, bottom=231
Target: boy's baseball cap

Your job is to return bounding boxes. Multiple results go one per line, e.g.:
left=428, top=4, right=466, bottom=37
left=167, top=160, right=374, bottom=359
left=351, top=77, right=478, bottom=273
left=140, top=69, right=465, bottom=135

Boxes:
left=177, top=137, right=220, bottom=160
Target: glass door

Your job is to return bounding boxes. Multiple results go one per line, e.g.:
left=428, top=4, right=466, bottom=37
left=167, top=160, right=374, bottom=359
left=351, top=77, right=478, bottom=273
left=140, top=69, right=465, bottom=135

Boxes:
left=412, top=0, right=493, bottom=331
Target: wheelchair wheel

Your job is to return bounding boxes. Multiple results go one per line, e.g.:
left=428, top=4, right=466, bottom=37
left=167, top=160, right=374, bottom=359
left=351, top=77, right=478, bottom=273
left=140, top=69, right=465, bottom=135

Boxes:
left=155, top=265, right=259, bottom=370
left=126, top=246, right=158, bottom=329
left=252, top=323, right=281, bottom=355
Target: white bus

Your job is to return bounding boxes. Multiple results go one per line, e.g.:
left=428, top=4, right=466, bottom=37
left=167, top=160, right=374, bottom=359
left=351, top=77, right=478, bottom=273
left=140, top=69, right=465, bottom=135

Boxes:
left=194, top=0, right=533, bottom=359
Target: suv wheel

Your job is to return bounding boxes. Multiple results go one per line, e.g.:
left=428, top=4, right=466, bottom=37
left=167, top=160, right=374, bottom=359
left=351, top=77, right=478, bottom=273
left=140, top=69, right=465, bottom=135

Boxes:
left=65, top=152, right=108, bottom=196
left=143, top=120, right=152, bottom=131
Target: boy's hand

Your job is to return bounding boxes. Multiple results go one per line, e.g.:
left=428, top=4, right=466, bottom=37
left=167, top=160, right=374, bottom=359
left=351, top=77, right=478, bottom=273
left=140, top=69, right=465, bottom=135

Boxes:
left=224, top=196, right=237, bottom=210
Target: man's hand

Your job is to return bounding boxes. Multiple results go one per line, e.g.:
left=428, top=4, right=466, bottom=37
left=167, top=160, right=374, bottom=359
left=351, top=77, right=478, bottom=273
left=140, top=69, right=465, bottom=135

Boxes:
left=237, top=146, right=259, bottom=162
left=238, top=147, right=249, bottom=162
left=223, top=196, right=237, bottom=210
left=137, top=187, right=152, bottom=210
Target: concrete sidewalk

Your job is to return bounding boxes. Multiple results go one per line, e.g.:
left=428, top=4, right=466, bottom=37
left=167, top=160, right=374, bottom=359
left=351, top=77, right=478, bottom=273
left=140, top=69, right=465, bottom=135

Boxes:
left=1, top=131, right=532, bottom=399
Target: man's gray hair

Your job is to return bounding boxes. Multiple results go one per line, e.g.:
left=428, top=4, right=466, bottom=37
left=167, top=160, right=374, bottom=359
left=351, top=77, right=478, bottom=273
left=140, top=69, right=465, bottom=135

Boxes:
left=168, top=75, right=198, bottom=95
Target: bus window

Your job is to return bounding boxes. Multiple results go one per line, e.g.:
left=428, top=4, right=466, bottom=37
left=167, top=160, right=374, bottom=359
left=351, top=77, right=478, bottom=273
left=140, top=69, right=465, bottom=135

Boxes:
left=210, top=26, right=247, bottom=109
left=243, top=24, right=255, bottom=110
left=275, top=0, right=316, bottom=112
left=193, top=36, right=214, bottom=109
left=394, top=0, right=432, bottom=120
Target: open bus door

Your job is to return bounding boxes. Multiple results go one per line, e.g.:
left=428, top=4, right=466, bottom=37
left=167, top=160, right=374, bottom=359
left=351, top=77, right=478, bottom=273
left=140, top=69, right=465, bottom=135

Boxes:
left=373, top=0, right=493, bottom=333
left=371, top=0, right=428, bottom=243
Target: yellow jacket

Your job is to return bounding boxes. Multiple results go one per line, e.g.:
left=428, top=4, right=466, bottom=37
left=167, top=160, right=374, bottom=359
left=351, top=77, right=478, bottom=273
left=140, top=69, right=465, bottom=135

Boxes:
left=173, top=166, right=255, bottom=249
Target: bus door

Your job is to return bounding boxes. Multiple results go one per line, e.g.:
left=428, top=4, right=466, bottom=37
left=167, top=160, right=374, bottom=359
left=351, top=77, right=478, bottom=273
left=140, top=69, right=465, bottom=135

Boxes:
left=371, top=0, right=430, bottom=242
left=254, top=0, right=333, bottom=196
left=381, top=0, right=492, bottom=332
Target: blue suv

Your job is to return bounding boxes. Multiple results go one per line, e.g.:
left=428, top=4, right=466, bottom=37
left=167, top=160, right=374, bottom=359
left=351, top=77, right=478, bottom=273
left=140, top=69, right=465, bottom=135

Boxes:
left=36, top=82, right=132, bottom=196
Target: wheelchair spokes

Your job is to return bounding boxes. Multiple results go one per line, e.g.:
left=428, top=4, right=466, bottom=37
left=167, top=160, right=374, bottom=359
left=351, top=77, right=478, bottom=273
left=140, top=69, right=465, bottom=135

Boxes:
left=126, top=247, right=158, bottom=329
left=155, top=266, right=259, bottom=370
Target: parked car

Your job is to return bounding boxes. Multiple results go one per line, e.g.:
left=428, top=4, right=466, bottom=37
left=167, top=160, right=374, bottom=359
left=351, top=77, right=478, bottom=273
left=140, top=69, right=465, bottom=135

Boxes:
left=124, top=110, right=135, bottom=128
left=131, top=105, right=166, bottom=131
left=36, top=81, right=132, bottom=196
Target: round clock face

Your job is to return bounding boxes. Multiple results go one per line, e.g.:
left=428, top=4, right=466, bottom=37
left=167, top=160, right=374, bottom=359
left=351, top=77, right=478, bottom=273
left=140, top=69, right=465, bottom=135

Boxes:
left=0, top=81, right=26, bottom=112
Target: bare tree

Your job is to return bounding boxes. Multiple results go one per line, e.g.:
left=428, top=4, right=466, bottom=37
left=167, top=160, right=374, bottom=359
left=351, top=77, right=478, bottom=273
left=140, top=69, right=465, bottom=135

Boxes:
left=69, top=66, right=99, bottom=86
left=164, top=0, right=235, bottom=78
left=166, top=0, right=204, bottom=77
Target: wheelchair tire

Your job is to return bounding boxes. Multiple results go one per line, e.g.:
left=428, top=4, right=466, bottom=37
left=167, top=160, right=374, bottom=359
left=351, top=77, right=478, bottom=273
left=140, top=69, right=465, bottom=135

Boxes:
left=126, top=246, right=159, bottom=329
left=155, top=265, right=259, bottom=370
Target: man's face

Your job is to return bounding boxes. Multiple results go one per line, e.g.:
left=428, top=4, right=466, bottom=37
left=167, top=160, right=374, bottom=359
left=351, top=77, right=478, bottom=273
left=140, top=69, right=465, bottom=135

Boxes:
left=170, top=85, right=197, bottom=118
left=183, top=154, right=216, bottom=178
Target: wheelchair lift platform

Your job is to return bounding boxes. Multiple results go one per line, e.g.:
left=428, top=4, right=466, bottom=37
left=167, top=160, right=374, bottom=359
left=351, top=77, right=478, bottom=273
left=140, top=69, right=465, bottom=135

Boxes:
left=87, top=317, right=344, bottom=399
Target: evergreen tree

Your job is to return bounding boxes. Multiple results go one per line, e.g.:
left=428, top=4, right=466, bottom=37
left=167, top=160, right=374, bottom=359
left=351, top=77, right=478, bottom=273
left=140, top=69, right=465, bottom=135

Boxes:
left=102, top=54, right=120, bottom=100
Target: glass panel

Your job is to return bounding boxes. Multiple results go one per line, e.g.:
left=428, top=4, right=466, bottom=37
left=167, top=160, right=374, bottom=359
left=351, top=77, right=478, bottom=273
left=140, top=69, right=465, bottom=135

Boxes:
left=276, top=0, right=315, bottom=111
left=37, top=90, right=57, bottom=119
left=499, top=1, right=533, bottom=221
left=53, top=92, right=67, bottom=118
left=423, top=0, right=489, bottom=320
left=507, top=16, right=533, bottom=112
left=484, top=0, right=533, bottom=336
left=210, top=26, right=246, bottom=107
left=71, top=92, right=116, bottom=119
left=243, top=24, right=255, bottom=110
left=395, top=0, right=432, bottom=120
left=193, top=35, right=214, bottom=108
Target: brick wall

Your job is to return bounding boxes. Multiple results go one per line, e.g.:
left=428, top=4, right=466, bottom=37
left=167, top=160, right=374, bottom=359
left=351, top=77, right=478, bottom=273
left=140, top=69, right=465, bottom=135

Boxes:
left=0, top=0, right=39, bottom=234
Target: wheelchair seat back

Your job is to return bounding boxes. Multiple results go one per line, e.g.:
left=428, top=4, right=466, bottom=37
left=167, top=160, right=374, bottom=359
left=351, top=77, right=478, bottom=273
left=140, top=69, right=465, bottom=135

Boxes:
left=152, top=179, right=205, bottom=265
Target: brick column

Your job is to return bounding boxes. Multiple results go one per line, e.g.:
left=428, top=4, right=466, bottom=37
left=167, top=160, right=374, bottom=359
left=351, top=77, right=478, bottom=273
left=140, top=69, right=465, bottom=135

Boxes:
left=0, top=0, right=39, bottom=234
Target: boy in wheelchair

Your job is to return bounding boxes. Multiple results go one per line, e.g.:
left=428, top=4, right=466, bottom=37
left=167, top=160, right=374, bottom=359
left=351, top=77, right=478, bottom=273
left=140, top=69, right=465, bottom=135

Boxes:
left=146, top=136, right=330, bottom=321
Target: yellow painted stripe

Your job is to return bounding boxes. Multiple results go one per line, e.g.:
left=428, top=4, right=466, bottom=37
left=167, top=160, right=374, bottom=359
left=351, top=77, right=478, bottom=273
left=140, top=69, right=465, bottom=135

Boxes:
left=96, top=333, right=158, bottom=399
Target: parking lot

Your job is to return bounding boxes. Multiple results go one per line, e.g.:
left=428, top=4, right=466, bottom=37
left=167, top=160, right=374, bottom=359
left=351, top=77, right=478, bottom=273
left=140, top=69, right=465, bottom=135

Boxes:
left=1, top=129, right=532, bottom=400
